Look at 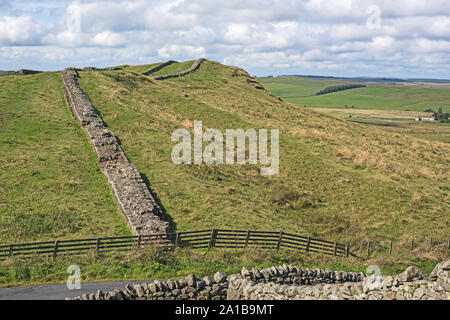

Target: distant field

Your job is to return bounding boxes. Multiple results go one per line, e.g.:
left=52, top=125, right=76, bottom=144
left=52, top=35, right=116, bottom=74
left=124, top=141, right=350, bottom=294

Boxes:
left=259, top=76, right=450, bottom=111
left=259, top=76, right=450, bottom=142
left=0, top=72, right=131, bottom=243
left=259, top=76, right=356, bottom=98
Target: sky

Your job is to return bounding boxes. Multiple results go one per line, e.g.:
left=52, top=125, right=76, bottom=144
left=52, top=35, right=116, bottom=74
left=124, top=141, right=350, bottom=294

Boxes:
left=0, top=0, right=449, bottom=78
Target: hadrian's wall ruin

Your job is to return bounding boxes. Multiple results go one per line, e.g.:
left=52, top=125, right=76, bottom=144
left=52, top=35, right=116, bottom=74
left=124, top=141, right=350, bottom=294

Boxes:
left=0, top=69, right=42, bottom=76
left=60, top=68, right=169, bottom=236
left=151, top=58, right=206, bottom=80
left=66, top=260, right=450, bottom=300
left=143, top=60, right=177, bottom=76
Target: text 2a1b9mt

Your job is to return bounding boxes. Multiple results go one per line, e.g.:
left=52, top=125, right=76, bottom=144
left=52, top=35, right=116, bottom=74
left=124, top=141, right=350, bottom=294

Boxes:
left=174, top=304, right=275, bottom=317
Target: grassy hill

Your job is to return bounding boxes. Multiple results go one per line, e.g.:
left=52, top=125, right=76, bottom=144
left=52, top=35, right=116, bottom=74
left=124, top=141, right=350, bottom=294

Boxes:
left=0, top=61, right=448, bottom=287
left=74, top=61, right=449, bottom=246
left=0, top=72, right=131, bottom=243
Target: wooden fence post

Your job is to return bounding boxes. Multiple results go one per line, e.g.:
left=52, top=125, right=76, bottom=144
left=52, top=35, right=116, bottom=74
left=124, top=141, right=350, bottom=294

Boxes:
left=333, top=242, right=337, bottom=256
left=137, top=235, right=142, bottom=248
left=53, top=240, right=59, bottom=258
left=209, top=229, right=218, bottom=249
left=175, top=232, right=180, bottom=248
left=276, top=231, right=283, bottom=250
left=345, top=244, right=349, bottom=258
left=447, top=236, right=450, bottom=250
left=96, top=238, right=101, bottom=253
left=389, top=241, right=393, bottom=257
left=245, top=230, right=250, bottom=248
left=411, top=238, right=414, bottom=251
left=366, top=241, right=371, bottom=259
left=305, top=236, right=310, bottom=253
left=9, top=244, right=13, bottom=257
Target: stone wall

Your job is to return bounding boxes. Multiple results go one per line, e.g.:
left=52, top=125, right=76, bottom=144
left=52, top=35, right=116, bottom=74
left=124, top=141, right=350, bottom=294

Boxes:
left=68, top=272, right=230, bottom=300
left=60, top=68, right=169, bottom=236
left=0, top=69, right=42, bottom=76
left=143, top=60, right=177, bottom=76
left=228, top=260, right=450, bottom=300
left=82, top=66, right=122, bottom=71
left=67, top=260, right=449, bottom=300
left=152, top=58, right=206, bottom=80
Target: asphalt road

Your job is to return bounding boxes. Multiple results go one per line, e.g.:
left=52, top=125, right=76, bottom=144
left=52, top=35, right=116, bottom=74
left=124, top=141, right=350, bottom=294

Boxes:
left=0, top=280, right=149, bottom=300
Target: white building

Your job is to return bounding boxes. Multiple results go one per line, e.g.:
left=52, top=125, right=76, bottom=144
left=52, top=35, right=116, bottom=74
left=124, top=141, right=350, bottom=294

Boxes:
left=415, top=115, right=435, bottom=121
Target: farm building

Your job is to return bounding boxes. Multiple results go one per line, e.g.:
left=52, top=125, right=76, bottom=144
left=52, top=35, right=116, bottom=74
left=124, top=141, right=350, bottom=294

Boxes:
left=415, top=115, right=435, bottom=121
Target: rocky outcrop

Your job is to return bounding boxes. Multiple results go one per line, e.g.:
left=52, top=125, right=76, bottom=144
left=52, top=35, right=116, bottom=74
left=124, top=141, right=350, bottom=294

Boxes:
left=142, top=60, right=177, bottom=76
left=0, top=69, right=42, bottom=76
left=60, top=68, right=169, bottom=236
left=152, top=58, right=206, bottom=80
left=67, top=260, right=450, bottom=300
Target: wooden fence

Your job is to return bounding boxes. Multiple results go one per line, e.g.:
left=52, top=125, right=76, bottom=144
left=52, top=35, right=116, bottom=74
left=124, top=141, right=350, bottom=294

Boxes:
left=0, top=229, right=350, bottom=260
left=359, top=236, right=450, bottom=259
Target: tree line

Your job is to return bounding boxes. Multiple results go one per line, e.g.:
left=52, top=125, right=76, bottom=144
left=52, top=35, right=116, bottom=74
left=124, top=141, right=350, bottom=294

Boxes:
left=316, top=84, right=366, bottom=95
left=432, top=107, right=449, bottom=122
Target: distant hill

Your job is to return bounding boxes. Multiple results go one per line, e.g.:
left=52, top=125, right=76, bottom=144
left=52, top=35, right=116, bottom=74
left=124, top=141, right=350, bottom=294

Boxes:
left=268, top=74, right=450, bottom=84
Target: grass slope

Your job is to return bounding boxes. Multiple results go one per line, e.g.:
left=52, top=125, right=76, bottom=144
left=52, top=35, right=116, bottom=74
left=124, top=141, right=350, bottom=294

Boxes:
left=77, top=61, right=449, bottom=249
left=0, top=72, right=131, bottom=243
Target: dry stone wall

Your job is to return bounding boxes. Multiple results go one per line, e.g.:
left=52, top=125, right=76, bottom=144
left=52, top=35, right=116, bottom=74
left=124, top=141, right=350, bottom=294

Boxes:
left=60, top=68, right=169, bottom=236
left=68, top=272, right=230, bottom=300
left=143, top=60, right=177, bottom=76
left=67, top=260, right=450, bottom=300
left=82, top=66, right=122, bottom=71
left=228, top=260, right=450, bottom=300
left=0, top=69, right=42, bottom=76
left=152, top=58, right=206, bottom=80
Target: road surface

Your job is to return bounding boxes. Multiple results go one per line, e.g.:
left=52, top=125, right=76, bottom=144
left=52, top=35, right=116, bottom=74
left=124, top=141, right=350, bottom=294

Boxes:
left=0, top=280, right=150, bottom=300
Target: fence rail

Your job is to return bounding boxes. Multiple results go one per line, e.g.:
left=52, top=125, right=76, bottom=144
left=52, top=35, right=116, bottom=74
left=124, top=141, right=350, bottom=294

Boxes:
left=358, top=236, right=450, bottom=259
left=0, top=229, right=350, bottom=260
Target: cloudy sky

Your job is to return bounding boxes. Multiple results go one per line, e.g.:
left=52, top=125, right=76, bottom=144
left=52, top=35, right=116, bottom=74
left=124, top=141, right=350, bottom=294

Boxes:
left=1, top=0, right=449, bottom=78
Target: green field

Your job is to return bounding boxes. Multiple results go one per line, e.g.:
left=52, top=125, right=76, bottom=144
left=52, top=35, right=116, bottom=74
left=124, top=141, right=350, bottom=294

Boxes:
left=259, top=76, right=450, bottom=142
left=0, top=72, right=131, bottom=243
left=259, top=76, right=356, bottom=98
left=259, top=76, right=450, bottom=111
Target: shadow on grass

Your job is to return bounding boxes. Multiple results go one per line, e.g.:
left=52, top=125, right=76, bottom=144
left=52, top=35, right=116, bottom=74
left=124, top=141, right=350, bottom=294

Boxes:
left=141, top=173, right=177, bottom=233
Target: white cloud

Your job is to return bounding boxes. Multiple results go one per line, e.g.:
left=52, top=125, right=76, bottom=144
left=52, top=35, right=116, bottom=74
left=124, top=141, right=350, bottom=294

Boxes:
left=0, top=15, right=46, bottom=45
left=157, top=44, right=206, bottom=59
left=0, top=0, right=449, bottom=78
left=92, top=31, right=127, bottom=47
